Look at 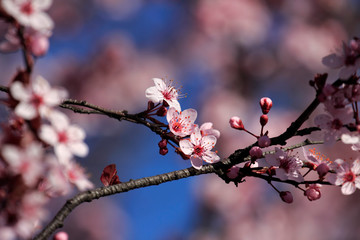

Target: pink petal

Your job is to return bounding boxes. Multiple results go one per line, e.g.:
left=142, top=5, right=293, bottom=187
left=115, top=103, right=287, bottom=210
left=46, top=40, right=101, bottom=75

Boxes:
left=341, top=182, right=356, bottom=195
left=202, top=151, right=220, bottom=163
left=166, top=107, right=178, bottom=123
left=55, top=144, right=72, bottom=164
left=67, top=125, right=86, bottom=141
left=201, top=135, right=217, bottom=151
left=190, top=128, right=202, bottom=145
left=190, top=156, right=203, bottom=170
left=322, top=53, right=344, bottom=68
left=153, top=78, right=166, bottom=91
left=68, top=142, right=89, bottom=158
left=10, top=82, right=30, bottom=101
left=15, top=102, right=37, bottom=119
left=33, top=0, right=52, bottom=10
left=39, top=125, right=58, bottom=145
left=167, top=99, right=181, bottom=112
left=351, top=159, right=360, bottom=175
left=179, top=139, right=194, bottom=155
left=145, top=86, right=163, bottom=103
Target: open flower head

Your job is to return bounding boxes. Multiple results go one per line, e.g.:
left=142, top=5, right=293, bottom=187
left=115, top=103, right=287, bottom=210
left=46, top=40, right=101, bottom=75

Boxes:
left=265, top=147, right=304, bottom=182
left=2, top=0, right=54, bottom=33
left=167, top=107, right=197, bottom=137
left=39, top=111, right=88, bottom=164
left=328, top=159, right=360, bottom=195
left=179, top=128, right=220, bottom=169
left=145, top=78, right=181, bottom=112
left=10, top=75, right=68, bottom=120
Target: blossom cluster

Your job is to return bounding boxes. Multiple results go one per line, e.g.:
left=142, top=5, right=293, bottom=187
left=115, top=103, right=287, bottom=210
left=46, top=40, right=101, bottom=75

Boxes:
left=0, top=0, right=53, bottom=56
left=0, top=3, right=93, bottom=239
left=145, top=78, right=220, bottom=169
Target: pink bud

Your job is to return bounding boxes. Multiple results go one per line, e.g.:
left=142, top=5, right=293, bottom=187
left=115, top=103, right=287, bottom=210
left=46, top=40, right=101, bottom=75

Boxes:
left=53, top=232, right=68, bottom=240
left=316, top=163, right=330, bottom=178
left=259, top=97, right=272, bottom=114
left=226, top=166, right=240, bottom=179
left=304, top=184, right=321, bottom=201
left=30, top=35, right=49, bottom=57
left=158, top=139, right=168, bottom=148
left=279, top=191, right=293, bottom=204
left=160, top=147, right=168, bottom=155
left=322, top=84, right=336, bottom=97
left=229, top=116, right=244, bottom=130
left=249, top=146, right=263, bottom=159
left=258, top=135, right=271, bottom=148
left=260, top=114, right=268, bottom=126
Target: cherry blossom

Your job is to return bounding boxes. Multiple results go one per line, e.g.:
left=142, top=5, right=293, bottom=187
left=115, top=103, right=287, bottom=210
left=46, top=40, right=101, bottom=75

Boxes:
left=64, top=161, right=94, bottom=191
left=265, top=147, right=304, bottom=182
left=328, top=159, right=360, bottom=195
left=145, top=78, right=181, bottom=112
left=10, top=76, right=68, bottom=120
left=199, top=122, right=220, bottom=138
left=341, top=133, right=360, bottom=151
left=322, top=38, right=360, bottom=79
left=2, top=143, right=44, bottom=186
left=1, top=0, right=54, bottom=33
left=39, top=111, right=88, bottom=163
left=179, top=128, right=220, bottom=169
left=166, top=107, right=197, bottom=137
left=229, top=116, right=244, bottom=130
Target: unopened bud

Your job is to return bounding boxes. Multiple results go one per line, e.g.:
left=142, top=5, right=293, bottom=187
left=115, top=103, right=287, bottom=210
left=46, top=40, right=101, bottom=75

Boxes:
left=304, top=184, right=321, bottom=201
left=30, top=35, right=49, bottom=57
left=258, top=135, right=271, bottom=148
left=249, top=146, right=263, bottom=160
left=226, top=166, right=240, bottom=179
left=159, top=147, right=168, bottom=155
left=147, top=101, right=155, bottom=110
left=279, top=191, right=293, bottom=204
left=316, top=163, right=330, bottom=178
left=259, top=97, right=272, bottom=114
left=156, top=106, right=167, bottom=116
left=229, top=116, right=244, bottom=130
left=53, top=232, right=68, bottom=240
left=260, top=114, right=268, bottom=126
left=158, top=139, right=168, bottom=148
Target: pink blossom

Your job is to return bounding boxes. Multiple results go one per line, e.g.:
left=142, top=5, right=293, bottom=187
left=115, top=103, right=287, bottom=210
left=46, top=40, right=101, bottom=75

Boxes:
left=302, top=147, right=330, bottom=178
left=249, top=146, right=263, bottom=159
left=145, top=78, right=181, bottom=112
left=10, top=76, right=68, bottom=120
left=1, top=0, right=54, bottom=33
left=199, top=122, right=220, bottom=138
left=39, top=111, right=88, bottom=163
left=265, top=147, right=304, bottom=182
left=179, top=128, right=220, bottom=169
left=328, top=159, right=360, bottom=195
left=2, top=143, right=44, bottom=186
left=322, top=38, right=360, bottom=79
left=65, top=161, right=94, bottom=191
left=166, top=107, right=197, bottom=137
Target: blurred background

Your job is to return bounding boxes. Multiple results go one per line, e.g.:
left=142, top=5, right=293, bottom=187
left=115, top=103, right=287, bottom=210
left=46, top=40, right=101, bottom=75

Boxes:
left=1, top=0, right=360, bottom=239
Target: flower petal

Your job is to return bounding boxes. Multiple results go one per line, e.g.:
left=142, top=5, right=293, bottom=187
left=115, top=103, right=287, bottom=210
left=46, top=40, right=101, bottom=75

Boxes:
left=190, top=156, right=203, bottom=170
left=341, top=182, right=356, bottom=195
left=179, top=139, right=193, bottom=155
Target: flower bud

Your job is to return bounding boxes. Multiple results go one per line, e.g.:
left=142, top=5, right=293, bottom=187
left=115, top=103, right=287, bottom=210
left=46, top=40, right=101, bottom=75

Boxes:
left=316, top=163, right=330, bottom=178
left=249, top=146, right=263, bottom=159
left=53, top=232, right=68, bottom=240
left=226, top=166, right=240, bottom=179
left=259, top=97, right=272, bottom=114
left=258, top=135, right=271, bottom=148
left=156, top=106, right=167, bottom=116
left=304, top=184, right=321, bottom=201
left=147, top=101, right=155, bottom=110
left=260, top=114, right=268, bottom=126
left=30, top=35, right=49, bottom=57
left=159, top=147, right=168, bottom=155
left=158, top=139, right=168, bottom=148
left=229, top=116, right=244, bottom=130
left=279, top=191, right=293, bottom=204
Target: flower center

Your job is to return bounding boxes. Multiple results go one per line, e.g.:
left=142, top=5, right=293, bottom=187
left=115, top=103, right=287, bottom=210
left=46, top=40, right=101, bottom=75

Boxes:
left=58, top=131, right=68, bottom=143
left=344, top=171, right=356, bottom=182
left=20, top=2, right=34, bottom=15
left=331, top=119, right=343, bottom=130
left=31, top=94, right=44, bottom=108
left=162, top=88, right=176, bottom=101
left=193, top=145, right=204, bottom=156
